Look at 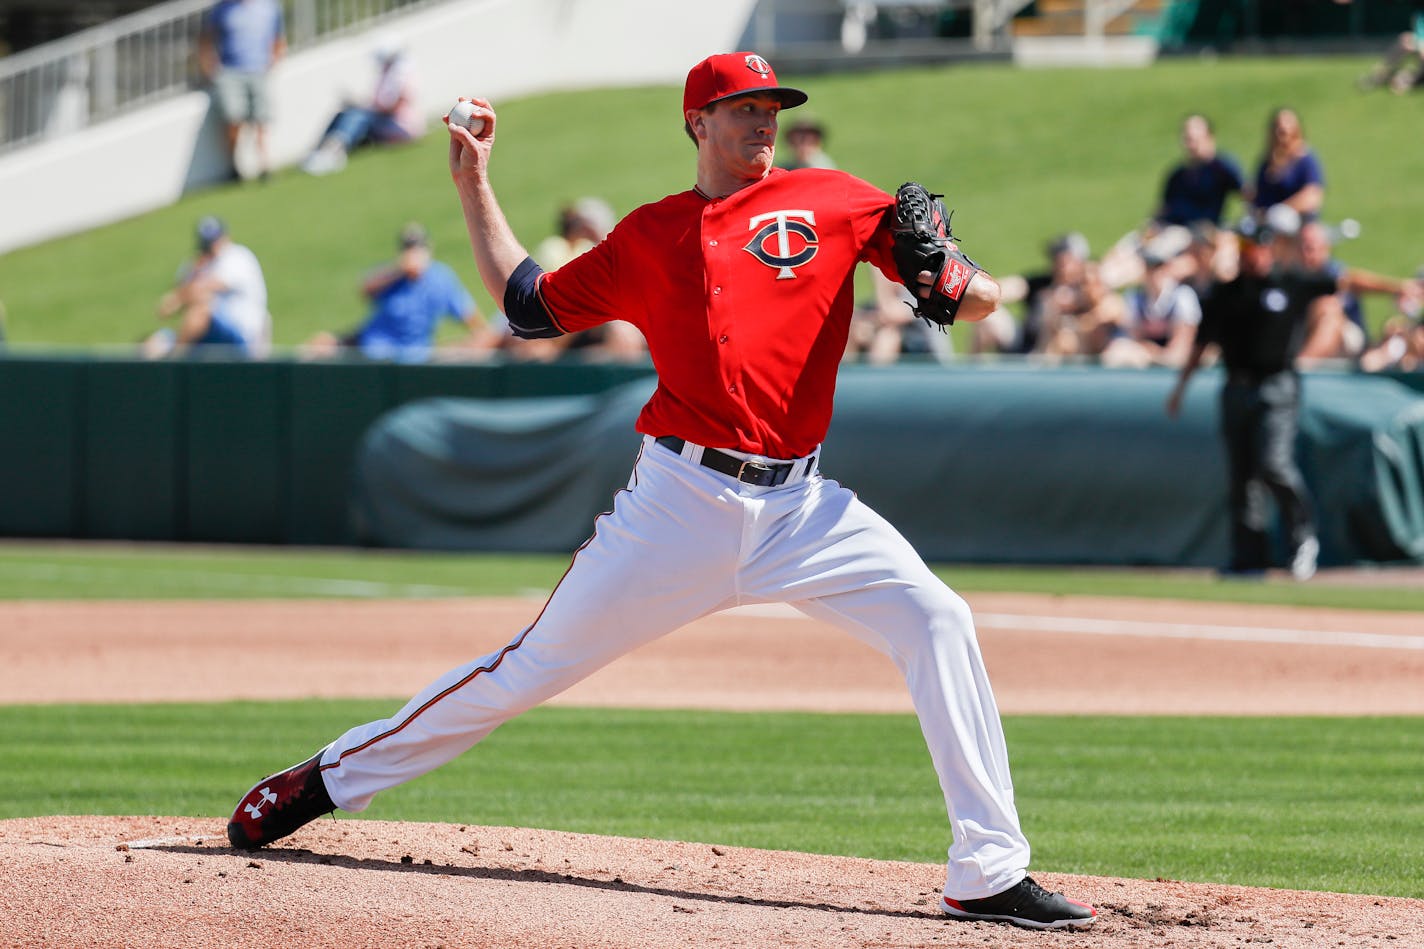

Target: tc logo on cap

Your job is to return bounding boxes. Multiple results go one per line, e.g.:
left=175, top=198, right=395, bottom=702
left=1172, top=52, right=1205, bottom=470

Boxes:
left=682, top=51, right=809, bottom=116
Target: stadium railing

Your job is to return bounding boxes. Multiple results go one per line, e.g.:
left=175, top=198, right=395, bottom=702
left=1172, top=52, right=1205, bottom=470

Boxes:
left=0, top=0, right=452, bottom=157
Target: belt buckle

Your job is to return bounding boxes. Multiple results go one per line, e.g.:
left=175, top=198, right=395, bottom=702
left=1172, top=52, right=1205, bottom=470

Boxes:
left=736, top=459, right=774, bottom=485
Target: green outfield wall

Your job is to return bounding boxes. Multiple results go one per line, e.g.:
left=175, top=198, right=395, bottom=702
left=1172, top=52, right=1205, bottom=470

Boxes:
left=1, top=355, right=1422, bottom=567
left=0, top=355, right=653, bottom=548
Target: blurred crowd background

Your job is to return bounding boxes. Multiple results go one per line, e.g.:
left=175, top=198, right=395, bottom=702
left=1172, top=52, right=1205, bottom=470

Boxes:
left=0, top=0, right=1420, bottom=372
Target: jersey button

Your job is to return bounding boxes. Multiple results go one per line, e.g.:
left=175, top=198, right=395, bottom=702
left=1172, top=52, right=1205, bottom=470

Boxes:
left=713, top=286, right=722, bottom=294
left=709, top=240, right=718, bottom=247
left=718, top=335, right=729, bottom=344
left=727, top=384, right=737, bottom=394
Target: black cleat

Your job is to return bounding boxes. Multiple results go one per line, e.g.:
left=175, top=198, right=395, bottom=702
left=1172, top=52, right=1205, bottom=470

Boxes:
left=940, top=875, right=1097, bottom=929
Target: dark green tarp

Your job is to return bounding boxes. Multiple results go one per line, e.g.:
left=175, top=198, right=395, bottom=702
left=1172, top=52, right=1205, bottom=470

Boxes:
left=351, top=366, right=1424, bottom=567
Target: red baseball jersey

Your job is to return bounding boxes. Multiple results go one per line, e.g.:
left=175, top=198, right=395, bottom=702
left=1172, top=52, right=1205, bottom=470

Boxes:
left=537, top=168, right=900, bottom=459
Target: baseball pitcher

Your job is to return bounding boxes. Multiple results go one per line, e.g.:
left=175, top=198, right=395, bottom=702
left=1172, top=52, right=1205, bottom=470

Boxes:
left=228, top=51, right=1096, bottom=931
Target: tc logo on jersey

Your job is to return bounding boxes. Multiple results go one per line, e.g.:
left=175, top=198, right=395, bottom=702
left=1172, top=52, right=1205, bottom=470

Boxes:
left=744, top=210, right=819, bottom=280
left=744, top=54, right=772, bottom=76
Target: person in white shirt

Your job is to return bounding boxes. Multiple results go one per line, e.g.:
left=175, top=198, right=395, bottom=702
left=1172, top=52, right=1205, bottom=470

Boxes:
left=147, top=216, right=271, bottom=358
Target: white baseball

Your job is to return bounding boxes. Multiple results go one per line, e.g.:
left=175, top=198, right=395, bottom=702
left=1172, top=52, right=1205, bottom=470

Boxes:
left=449, top=100, right=486, bottom=136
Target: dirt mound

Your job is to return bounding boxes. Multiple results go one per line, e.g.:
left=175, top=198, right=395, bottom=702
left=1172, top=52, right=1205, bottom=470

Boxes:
left=2, top=816, right=1418, bottom=948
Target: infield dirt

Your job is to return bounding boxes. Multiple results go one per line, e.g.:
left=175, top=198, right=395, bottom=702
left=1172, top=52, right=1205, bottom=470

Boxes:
left=2, top=592, right=1422, bottom=947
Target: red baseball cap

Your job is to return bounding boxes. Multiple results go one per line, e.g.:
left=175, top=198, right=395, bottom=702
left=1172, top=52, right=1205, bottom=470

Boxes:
left=682, top=52, right=808, bottom=117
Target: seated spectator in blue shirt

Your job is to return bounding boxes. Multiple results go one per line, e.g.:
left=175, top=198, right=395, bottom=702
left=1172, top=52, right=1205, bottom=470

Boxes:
left=303, top=224, right=494, bottom=362
left=1247, top=108, right=1325, bottom=223
left=1155, top=114, right=1243, bottom=228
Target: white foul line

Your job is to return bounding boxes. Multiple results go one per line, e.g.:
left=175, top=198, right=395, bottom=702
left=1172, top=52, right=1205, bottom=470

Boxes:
left=974, top=613, right=1424, bottom=651
left=726, top=603, right=1424, bottom=651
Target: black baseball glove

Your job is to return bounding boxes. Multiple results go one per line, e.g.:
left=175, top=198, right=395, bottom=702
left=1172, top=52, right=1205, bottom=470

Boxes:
left=890, top=182, right=982, bottom=327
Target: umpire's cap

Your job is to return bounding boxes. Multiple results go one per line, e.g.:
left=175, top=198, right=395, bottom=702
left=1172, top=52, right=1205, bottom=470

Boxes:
left=683, top=52, right=807, bottom=116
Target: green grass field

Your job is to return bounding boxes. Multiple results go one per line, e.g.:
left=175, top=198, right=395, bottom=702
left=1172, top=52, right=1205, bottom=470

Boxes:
left=1, top=55, right=1419, bottom=351
left=1, top=702, right=1419, bottom=898
left=0, top=542, right=1421, bottom=898
left=2, top=540, right=1423, bottom=609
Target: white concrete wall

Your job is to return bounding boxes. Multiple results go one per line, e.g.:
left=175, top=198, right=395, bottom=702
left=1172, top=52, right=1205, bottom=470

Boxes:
left=0, top=0, right=759, bottom=254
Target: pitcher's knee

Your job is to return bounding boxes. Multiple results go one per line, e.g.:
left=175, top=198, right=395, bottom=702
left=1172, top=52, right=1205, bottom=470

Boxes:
left=915, top=592, right=978, bottom=652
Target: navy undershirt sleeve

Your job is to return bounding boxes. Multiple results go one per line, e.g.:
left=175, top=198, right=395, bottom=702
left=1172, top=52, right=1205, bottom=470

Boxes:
left=503, top=256, right=562, bottom=339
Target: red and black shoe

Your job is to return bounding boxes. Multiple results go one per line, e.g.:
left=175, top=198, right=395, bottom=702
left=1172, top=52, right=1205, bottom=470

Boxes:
left=941, top=875, right=1097, bottom=929
left=227, top=750, right=336, bottom=850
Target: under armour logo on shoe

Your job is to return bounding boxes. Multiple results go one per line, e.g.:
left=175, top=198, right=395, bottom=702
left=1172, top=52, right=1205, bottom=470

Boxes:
left=244, top=786, right=278, bottom=819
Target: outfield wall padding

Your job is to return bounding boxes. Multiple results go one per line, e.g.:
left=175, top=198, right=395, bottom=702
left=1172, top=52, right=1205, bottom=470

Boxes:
left=0, top=356, right=654, bottom=547
left=2, top=355, right=1422, bottom=566
left=351, top=367, right=1424, bottom=568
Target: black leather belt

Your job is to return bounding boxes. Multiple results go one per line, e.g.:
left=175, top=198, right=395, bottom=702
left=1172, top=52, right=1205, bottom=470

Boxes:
left=655, top=436, right=811, bottom=487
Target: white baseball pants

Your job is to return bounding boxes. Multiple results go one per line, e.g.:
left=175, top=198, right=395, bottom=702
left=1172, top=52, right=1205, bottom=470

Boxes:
left=319, top=435, right=1031, bottom=900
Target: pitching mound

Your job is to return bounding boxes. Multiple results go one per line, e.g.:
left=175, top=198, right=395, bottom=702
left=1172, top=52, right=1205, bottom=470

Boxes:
left=3, top=816, right=1418, bottom=948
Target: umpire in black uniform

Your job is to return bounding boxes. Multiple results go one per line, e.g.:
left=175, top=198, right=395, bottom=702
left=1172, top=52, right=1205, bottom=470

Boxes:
left=1165, top=214, right=1417, bottom=579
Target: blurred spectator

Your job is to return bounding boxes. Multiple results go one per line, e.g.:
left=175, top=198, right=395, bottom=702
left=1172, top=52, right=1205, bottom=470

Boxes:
left=1110, top=248, right=1202, bottom=368
left=846, top=268, right=952, bottom=365
left=988, top=232, right=1091, bottom=355
left=1034, top=261, right=1128, bottom=362
left=534, top=198, right=617, bottom=271
left=1182, top=220, right=1239, bottom=289
left=1357, top=9, right=1424, bottom=94
left=1254, top=206, right=1414, bottom=363
left=776, top=116, right=836, bottom=171
left=499, top=199, right=646, bottom=363
left=1101, top=114, right=1241, bottom=290
left=1295, top=220, right=1365, bottom=361
left=1360, top=314, right=1424, bottom=372
left=146, top=216, right=271, bottom=358
left=198, top=0, right=286, bottom=183
left=302, top=223, right=494, bottom=363
left=1246, top=108, right=1325, bottom=223
left=1157, top=114, right=1245, bottom=229
left=301, top=34, right=425, bottom=176
left=563, top=316, right=649, bottom=363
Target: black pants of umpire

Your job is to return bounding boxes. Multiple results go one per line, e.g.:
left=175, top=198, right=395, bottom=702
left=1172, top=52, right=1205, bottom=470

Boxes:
left=1219, top=371, right=1316, bottom=572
